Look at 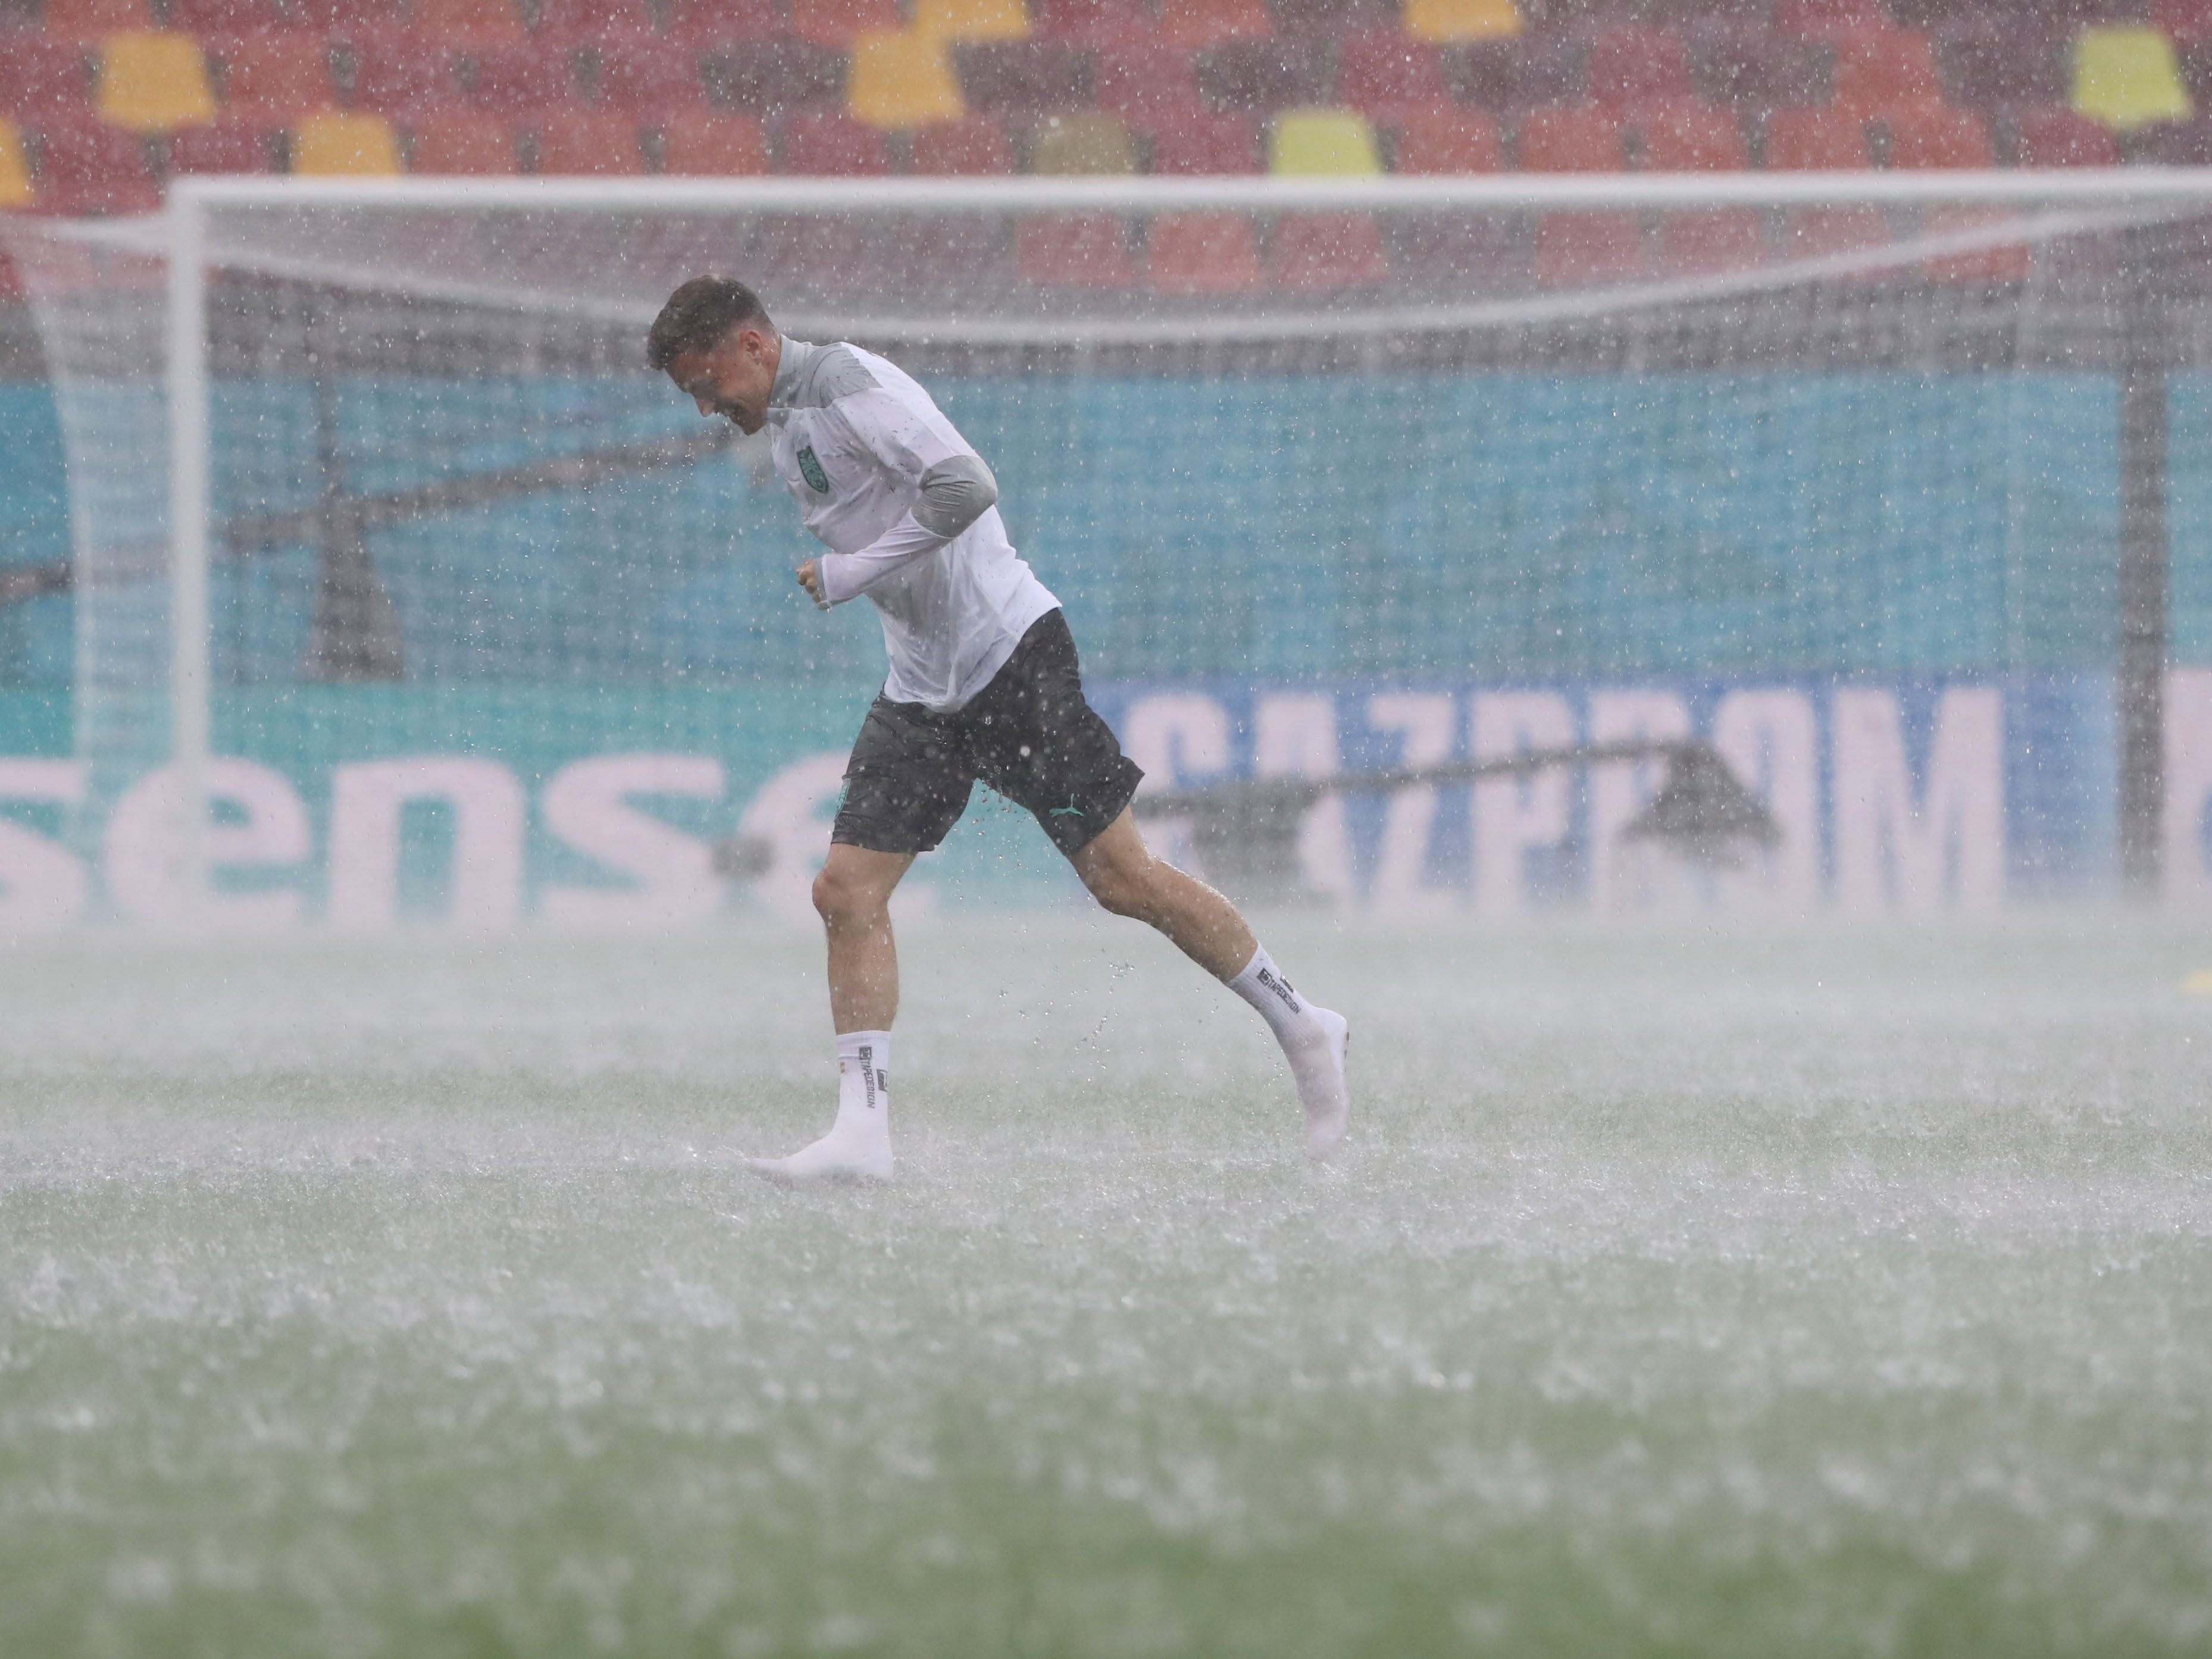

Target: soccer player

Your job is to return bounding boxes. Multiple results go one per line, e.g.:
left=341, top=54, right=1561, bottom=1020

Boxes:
left=648, top=277, right=1350, bottom=1182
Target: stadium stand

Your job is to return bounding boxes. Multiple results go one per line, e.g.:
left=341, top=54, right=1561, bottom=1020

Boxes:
left=1401, top=0, right=1519, bottom=44
left=791, top=0, right=905, bottom=49
left=533, top=108, right=643, bottom=172
left=95, top=31, right=218, bottom=133
left=211, top=35, right=340, bottom=121
left=1157, top=0, right=1272, bottom=49
left=0, top=119, right=34, bottom=209
left=1389, top=105, right=1501, bottom=171
left=1028, top=108, right=1137, bottom=171
left=406, top=108, right=515, bottom=171
left=909, top=111, right=1015, bottom=171
left=1146, top=105, right=1262, bottom=170
left=1145, top=211, right=1263, bottom=289
left=411, top=0, right=525, bottom=43
left=345, top=39, right=464, bottom=114
left=1271, top=208, right=1391, bottom=286
left=1, top=40, right=96, bottom=121
left=32, top=117, right=161, bottom=211
left=1587, top=24, right=1697, bottom=108
left=1335, top=31, right=1449, bottom=118
left=847, top=30, right=965, bottom=127
left=2072, top=23, right=2192, bottom=129
left=465, top=41, right=583, bottom=113
left=914, top=0, right=1031, bottom=43
left=589, top=39, right=707, bottom=111
left=664, top=0, right=783, bottom=42
left=1015, top=212, right=1134, bottom=284
left=170, top=0, right=289, bottom=32
left=1030, top=0, right=1152, bottom=45
left=1269, top=107, right=1382, bottom=173
left=656, top=108, right=771, bottom=173
left=952, top=40, right=1088, bottom=111
left=290, top=108, right=401, bottom=171
left=42, top=0, right=153, bottom=38
left=777, top=106, right=891, bottom=171
left=533, top=0, right=659, bottom=42
left=166, top=114, right=280, bottom=173
left=1198, top=37, right=1338, bottom=110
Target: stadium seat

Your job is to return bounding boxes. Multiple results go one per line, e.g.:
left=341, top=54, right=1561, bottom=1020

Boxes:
left=1935, top=18, right=2067, bottom=113
left=1656, top=209, right=1767, bottom=276
left=2010, top=104, right=2122, bottom=164
left=914, top=0, right=1031, bottom=44
left=1094, top=41, right=1203, bottom=124
left=1883, top=104, right=2022, bottom=282
left=32, top=117, right=161, bottom=210
left=1446, top=37, right=1582, bottom=109
left=296, top=0, right=409, bottom=36
left=2159, top=0, right=2212, bottom=43
left=1388, top=107, right=1501, bottom=171
left=96, top=32, right=218, bottom=133
left=466, top=42, right=583, bottom=114
left=411, top=0, right=525, bottom=42
left=40, top=0, right=153, bottom=39
left=1147, top=107, right=1260, bottom=170
left=1335, top=32, right=1449, bottom=118
left=1587, top=24, right=1695, bottom=108
left=1145, top=211, right=1263, bottom=290
left=290, top=108, right=403, bottom=171
left=403, top=108, right=515, bottom=170
left=1157, top=0, right=1273, bottom=49
left=706, top=39, right=847, bottom=111
left=533, top=108, right=642, bottom=171
left=1271, top=209, right=1389, bottom=287
left=952, top=40, right=1088, bottom=112
left=1027, top=108, right=1137, bottom=171
left=1197, top=39, right=1337, bottom=112
left=1688, top=23, right=1825, bottom=112
left=1272, top=0, right=1397, bottom=37
left=590, top=40, right=708, bottom=111
left=1015, top=212, right=1134, bottom=284
left=346, top=39, right=465, bottom=112
left=170, top=0, right=287, bottom=32
left=165, top=114, right=280, bottom=172
left=847, top=31, right=965, bottom=128
left=777, top=106, right=891, bottom=170
left=2072, top=26, right=2193, bottom=131
left=1631, top=100, right=1748, bottom=170
left=664, top=0, right=784, bottom=43
left=909, top=111, right=1013, bottom=171
left=1829, top=28, right=1943, bottom=115
left=1402, top=0, right=1520, bottom=46
left=1270, top=107, right=1378, bottom=173
left=1535, top=212, right=1644, bottom=287
left=1515, top=104, right=1623, bottom=170
left=533, top=0, right=658, bottom=42
left=1030, top=0, right=1150, bottom=44
left=656, top=108, right=770, bottom=172
left=791, top=0, right=905, bottom=49
left=0, top=120, right=35, bottom=209
left=212, top=35, right=339, bottom=120
left=1762, top=103, right=1870, bottom=167
left=0, top=41, right=95, bottom=121
left=1771, top=0, right=1891, bottom=39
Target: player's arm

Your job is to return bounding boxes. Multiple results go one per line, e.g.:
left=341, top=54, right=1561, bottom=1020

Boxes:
left=798, top=391, right=997, bottom=609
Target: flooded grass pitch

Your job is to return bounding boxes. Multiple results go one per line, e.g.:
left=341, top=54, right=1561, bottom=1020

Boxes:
left=2, top=915, right=2208, bottom=1657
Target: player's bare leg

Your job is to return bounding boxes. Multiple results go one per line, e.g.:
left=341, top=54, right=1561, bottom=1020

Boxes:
left=1069, top=809, right=1351, bottom=1158
left=748, top=843, right=913, bottom=1185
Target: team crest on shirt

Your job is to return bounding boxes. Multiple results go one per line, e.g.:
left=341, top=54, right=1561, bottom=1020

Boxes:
left=796, top=445, right=830, bottom=493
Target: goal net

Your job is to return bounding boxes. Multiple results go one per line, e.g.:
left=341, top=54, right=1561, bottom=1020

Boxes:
left=7, top=172, right=2211, bottom=926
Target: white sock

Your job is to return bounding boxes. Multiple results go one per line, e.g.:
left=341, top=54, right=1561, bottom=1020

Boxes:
left=749, top=1030, right=894, bottom=1184
left=1228, top=946, right=1352, bottom=1159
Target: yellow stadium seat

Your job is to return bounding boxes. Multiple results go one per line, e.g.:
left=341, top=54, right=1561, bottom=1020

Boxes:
left=0, top=120, right=34, bottom=210
left=2072, top=26, right=2192, bottom=131
left=96, top=31, right=217, bottom=134
left=914, top=0, right=1029, bottom=42
left=846, top=30, right=965, bottom=130
left=1270, top=107, right=1381, bottom=175
left=292, top=111, right=403, bottom=175
left=1403, top=0, right=1520, bottom=44
left=1029, top=109, right=1135, bottom=173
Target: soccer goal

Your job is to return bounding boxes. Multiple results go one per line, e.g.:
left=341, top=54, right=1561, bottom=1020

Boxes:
left=7, top=169, right=2212, bottom=926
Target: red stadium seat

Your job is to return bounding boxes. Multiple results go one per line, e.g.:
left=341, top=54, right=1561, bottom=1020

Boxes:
left=1535, top=212, right=1645, bottom=287
left=1146, top=211, right=1263, bottom=291
left=1772, top=0, right=1892, bottom=39
left=1657, top=210, right=1767, bottom=276
left=1390, top=107, right=1502, bottom=172
left=1516, top=104, right=1624, bottom=171
left=1335, top=32, right=1449, bottom=119
left=40, top=0, right=154, bottom=38
left=1830, top=27, right=1942, bottom=115
left=0, top=41, right=95, bottom=121
left=533, top=108, right=642, bottom=173
left=1587, top=24, right=1695, bottom=108
left=664, top=0, right=784, bottom=43
left=411, top=0, right=526, bottom=43
left=405, top=109, right=517, bottom=171
left=789, top=0, right=903, bottom=49
left=1390, top=211, right=1528, bottom=288
left=2010, top=105, right=2121, bottom=165
left=346, top=39, right=464, bottom=112
left=1271, top=0, right=1396, bottom=36
left=295, top=0, right=409, bottom=35
left=952, top=41, right=1090, bottom=112
left=590, top=40, right=707, bottom=111
left=467, top=42, right=583, bottom=114
left=170, top=0, right=289, bottom=32
left=31, top=118, right=160, bottom=213
left=165, top=114, right=280, bottom=173
left=1094, top=41, right=1203, bottom=126
left=1762, top=104, right=1870, bottom=167
left=1935, top=18, right=2067, bottom=112
left=1883, top=105, right=2022, bottom=282
left=1147, top=108, right=1260, bottom=172
left=1157, top=0, right=1272, bottom=49
left=533, top=0, right=658, bottom=42
left=211, top=35, right=339, bottom=119
left=1271, top=211, right=1389, bottom=289
left=777, top=108, right=889, bottom=173
left=657, top=108, right=770, bottom=172
left=1687, top=22, right=1825, bottom=112
left=1196, top=39, right=1337, bottom=112
left=1632, top=101, right=1748, bottom=171
left=1016, top=212, right=1135, bottom=285
left=909, top=112, right=1013, bottom=173
left=1030, top=0, right=1152, bottom=44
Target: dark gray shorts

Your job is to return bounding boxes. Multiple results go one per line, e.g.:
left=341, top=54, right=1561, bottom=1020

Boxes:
left=831, top=611, right=1144, bottom=858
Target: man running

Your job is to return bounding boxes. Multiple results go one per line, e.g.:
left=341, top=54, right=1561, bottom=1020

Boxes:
left=647, top=277, right=1350, bottom=1182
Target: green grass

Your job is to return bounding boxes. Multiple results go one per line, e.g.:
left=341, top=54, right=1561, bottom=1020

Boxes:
left=2, top=916, right=2210, bottom=1658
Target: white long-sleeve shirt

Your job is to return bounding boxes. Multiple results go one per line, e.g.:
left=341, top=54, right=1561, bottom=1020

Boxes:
left=764, top=338, right=1059, bottom=713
